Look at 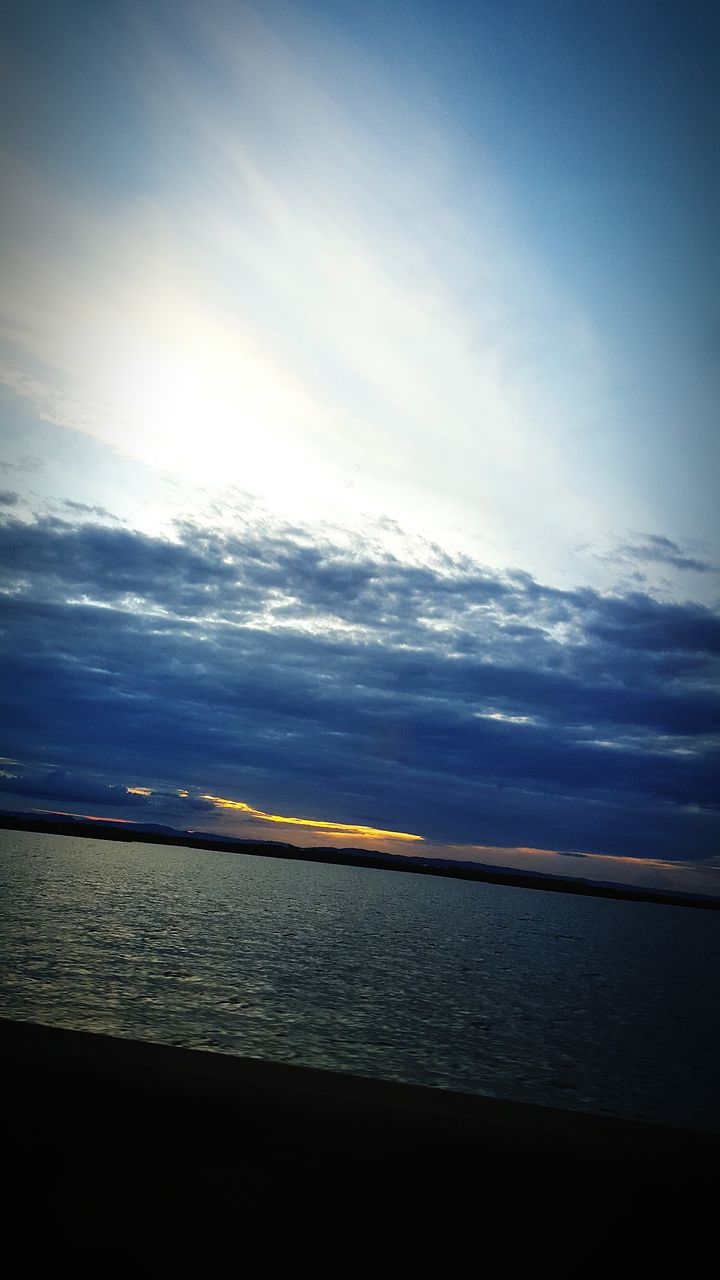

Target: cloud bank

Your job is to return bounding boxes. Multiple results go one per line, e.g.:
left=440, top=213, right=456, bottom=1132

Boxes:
left=0, top=510, right=717, bottom=868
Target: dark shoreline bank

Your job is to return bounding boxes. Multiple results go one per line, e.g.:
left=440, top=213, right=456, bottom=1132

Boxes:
left=2, top=1017, right=717, bottom=1266
left=2, top=809, right=718, bottom=911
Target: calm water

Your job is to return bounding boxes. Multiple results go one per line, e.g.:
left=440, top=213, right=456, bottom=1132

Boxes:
left=2, top=829, right=720, bottom=1131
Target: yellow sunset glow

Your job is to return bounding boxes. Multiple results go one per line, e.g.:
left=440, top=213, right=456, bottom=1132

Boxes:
left=200, top=794, right=423, bottom=842
left=127, top=786, right=153, bottom=795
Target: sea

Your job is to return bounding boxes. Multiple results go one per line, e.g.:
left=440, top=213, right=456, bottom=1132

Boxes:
left=2, top=828, right=719, bottom=1132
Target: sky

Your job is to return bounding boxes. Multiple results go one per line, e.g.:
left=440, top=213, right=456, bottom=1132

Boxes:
left=0, top=0, right=718, bottom=894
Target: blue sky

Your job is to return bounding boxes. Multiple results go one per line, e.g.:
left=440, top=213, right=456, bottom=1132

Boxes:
left=0, top=1, right=718, bottom=892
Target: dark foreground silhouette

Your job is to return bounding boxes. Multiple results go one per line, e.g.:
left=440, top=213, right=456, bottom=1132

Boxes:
left=2, top=1017, right=717, bottom=1272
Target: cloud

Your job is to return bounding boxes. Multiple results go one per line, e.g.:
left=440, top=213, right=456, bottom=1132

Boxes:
left=0, top=455, right=45, bottom=475
left=612, top=534, right=717, bottom=575
left=61, top=499, right=119, bottom=520
left=583, top=592, right=720, bottom=664
left=0, top=768, right=154, bottom=808
left=0, top=512, right=717, bottom=864
left=200, top=794, right=422, bottom=842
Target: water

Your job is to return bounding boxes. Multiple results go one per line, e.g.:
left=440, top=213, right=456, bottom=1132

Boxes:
left=2, top=829, right=719, bottom=1131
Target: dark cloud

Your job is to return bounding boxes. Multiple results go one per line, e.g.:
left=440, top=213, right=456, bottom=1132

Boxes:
left=60, top=499, right=119, bottom=520
left=0, top=513, right=717, bottom=862
left=613, top=534, right=717, bottom=574
left=0, top=768, right=153, bottom=807
left=584, top=597, right=720, bottom=663
left=0, top=490, right=19, bottom=506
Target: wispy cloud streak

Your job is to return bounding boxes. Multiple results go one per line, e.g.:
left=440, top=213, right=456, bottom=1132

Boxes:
left=0, top=0, right=611, bottom=582
left=200, top=793, right=422, bottom=842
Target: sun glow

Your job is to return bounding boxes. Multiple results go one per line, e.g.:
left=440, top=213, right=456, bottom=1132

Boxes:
left=200, top=794, right=423, bottom=842
left=0, top=0, right=616, bottom=581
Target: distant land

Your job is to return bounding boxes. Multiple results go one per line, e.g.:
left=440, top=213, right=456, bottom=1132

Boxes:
left=1, top=808, right=718, bottom=912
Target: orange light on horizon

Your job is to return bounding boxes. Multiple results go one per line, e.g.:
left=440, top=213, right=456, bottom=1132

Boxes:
left=127, top=786, right=152, bottom=796
left=462, top=842, right=690, bottom=872
left=33, top=808, right=139, bottom=824
left=199, top=794, right=423, bottom=843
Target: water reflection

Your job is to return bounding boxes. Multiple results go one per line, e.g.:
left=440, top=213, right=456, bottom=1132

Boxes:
left=1, top=829, right=719, bottom=1130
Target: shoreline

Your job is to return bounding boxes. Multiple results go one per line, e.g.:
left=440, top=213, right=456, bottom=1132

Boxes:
left=2, top=808, right=718, bottom=911
left=2, top=1015, right=717, bottom=1263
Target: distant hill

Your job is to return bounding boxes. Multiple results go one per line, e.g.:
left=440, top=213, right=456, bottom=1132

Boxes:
left=1, top=807, right=718, bottom=911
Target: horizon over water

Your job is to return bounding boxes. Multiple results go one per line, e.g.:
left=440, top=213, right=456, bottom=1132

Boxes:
left=1, top=828, right=719, bottom=1133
